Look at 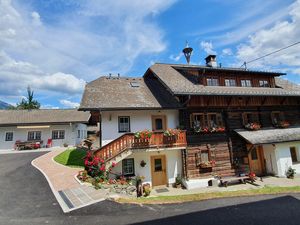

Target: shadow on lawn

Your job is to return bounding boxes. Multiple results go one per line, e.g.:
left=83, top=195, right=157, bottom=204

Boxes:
left=130, top=195, right=300, bottom=225
left=66, top=148, right=87, bottom=167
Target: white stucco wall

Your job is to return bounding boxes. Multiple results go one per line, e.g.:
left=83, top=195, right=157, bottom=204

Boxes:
left=111, top=149, right=182, bottom=186
left=101, top=110, right=179, bottom=146
left=0, top=123, right=87, bottom=150
left=274, top=142, right=300, bottom=177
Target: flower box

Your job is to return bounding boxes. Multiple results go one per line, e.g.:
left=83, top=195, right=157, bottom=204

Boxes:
left=245, top=122, right=261, bottom=131
left=276, top=121, right=290, bottom=129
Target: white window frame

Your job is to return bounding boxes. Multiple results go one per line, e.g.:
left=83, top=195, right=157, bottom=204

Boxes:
left=52, top=130, right=65, bottom=140
left=28, top=131, right=41, bottom=141
left=206, top=78, right=219, bottom=86
left=241, top=79, right=252, bottom=87
left=122, top=158, right=135, bottom=176
left=259, top=80, right=269, bottom=87
left=118, top=116, right=130, bottom=133
left=225, top=79, right=236, bottom=87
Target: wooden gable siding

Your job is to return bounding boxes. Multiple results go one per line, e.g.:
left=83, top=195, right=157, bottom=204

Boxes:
left=180, top=69, right=277, bottom=87
left=188, top=96, right=298, bottom=107
left=187, top=143, right=235, bottom=179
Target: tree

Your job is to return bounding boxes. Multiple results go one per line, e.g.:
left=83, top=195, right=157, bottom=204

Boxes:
left=14, top=86, right=41, bottom=110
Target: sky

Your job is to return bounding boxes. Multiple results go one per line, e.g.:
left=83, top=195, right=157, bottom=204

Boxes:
left=0, top=0, right=300, bottom=108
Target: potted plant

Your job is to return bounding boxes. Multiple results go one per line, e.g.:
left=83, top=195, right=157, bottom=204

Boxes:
left=286, top=167, right=296, bottom=179
left=140, top=160, right=146, bottom=167
left=134, top=130, right=152, bottom=147
left=245, top=122, right=261, bottom=131
left=174, top=175, right=182, bottom=188
left=142, top=183, right=151, bottom=197
left=199, top=160, right=215, bottom=168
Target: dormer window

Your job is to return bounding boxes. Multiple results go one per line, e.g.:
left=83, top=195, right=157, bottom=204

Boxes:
left=241, top=79, right=252, bottom=87
left=225, top=79, right=236, bottom=87
left=207, top=78, right=219, bottom=86
left=259, top=80, right=269, bottom=87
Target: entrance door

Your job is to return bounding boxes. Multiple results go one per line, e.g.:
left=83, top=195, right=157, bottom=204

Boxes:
left=248, top=146, right=264, bottom=175
left=151, top=155, right=167, bottom=186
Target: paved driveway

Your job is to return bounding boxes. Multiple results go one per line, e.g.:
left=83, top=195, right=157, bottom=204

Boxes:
left=1, top=152, right=300, bottom=225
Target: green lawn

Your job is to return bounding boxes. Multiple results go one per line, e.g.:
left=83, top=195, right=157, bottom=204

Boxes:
left=117, top=186, right=300, bottom=204
left=54, top=148, right=87, bottom=168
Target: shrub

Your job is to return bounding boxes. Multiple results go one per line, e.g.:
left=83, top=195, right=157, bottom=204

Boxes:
left=286, top=167, right=296, bottom=179
left=84, top=151, right=116, bottom=180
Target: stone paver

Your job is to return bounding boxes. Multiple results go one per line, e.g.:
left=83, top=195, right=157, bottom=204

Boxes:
left=32, top=148, right=111, bottom=212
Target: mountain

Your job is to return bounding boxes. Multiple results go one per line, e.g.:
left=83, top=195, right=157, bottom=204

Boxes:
left=0, top=100, right=11, bottom=109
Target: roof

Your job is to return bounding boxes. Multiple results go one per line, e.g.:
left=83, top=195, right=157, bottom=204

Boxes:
left=79, top=76, right=181, bottom=111
left=0, top=109, right=90, bottom=126
left=149, top=63, right=300, bottom=97
left=235, top=127, right=300, bottom=145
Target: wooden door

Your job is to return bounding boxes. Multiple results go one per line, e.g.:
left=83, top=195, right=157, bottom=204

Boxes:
left=249, top=146, right=264, bottom=175
left=151, top=155, right=167, bottom=186
left=151, top=115, right=167, bottom=131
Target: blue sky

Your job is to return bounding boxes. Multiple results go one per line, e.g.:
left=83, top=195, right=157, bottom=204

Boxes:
left=0, top=0, right=299, bottom=108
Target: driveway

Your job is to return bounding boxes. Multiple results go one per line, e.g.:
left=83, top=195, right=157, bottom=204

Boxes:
left=1, top=152, right=300, bottom=225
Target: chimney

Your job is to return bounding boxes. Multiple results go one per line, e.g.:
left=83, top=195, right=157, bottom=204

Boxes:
left=205, top=55, right=217, bottom=67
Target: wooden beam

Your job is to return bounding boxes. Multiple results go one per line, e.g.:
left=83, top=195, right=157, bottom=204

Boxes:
left=261, top=96, right=267, bottom=105
left=280, top=97, right=287, bottom=105
left=206, top=96, right=210, bottom=106
left=245, top=97, right=251, bottom=106
left=226, top=96, right=233, bottom=106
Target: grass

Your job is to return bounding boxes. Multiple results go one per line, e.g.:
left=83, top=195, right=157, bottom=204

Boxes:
left=54, top=148, right=87, bottom=168
left=116, top=186, right=300, bottom=204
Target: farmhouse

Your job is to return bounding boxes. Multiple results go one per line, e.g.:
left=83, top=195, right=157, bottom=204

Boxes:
left=80, top=55, right=300, bottom=188
left=0, top=109, right=90, bottom=150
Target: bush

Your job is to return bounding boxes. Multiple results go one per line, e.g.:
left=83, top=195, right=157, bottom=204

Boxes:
left=286, top=167, right=296, bottom=179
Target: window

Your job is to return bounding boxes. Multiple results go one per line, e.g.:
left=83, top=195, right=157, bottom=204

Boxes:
left=118, top=116, right=130, bottom=133
left=241, top=79, right=252, bottom=87
left=207, top=113, right=223, bottom=129
left=195, top=150, right=210, bottom=166
left=191, top=113, right=205, bottom=130
left=122, top=158, right=135, bottom=176
left=52, top=130, right=65, bottom=140
left=251, top=148, right=258, bottom=160
left=77, top=130, right=81, bottom=138
left=259, top=80, right=269, bottom=87
left=242, top=112, right=259, bottom=125
left=191, top=113, right=223, bottom=130
left=225, top=79, right=236, bottom=87
left=206, top=78, right=219, bottom=86
left=271, top=111, right=284, bottom=125
left=5, top=132, right=13, bottom=141
left=154, top=158, right=163, bottom=172
left=290, top=147, right=298, bottom=163
left=151, top=115, right=166, bottom=131
left=28, top=131, right=41, bottom=141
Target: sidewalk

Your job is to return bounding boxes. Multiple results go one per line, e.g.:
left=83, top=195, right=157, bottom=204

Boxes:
left=32, top=148, right=111, bottom=213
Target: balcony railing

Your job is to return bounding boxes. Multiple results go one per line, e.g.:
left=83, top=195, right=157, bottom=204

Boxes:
left=94, top=131, right=187, bottom=161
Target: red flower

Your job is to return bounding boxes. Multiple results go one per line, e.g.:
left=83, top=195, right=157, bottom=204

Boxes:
left=100, top=165, right=105, bottom=171
left=112, top=162, right=116, bottom=167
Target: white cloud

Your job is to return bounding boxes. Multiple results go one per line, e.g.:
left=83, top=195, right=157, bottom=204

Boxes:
left=0, top=0, right=176, bottom=104
left=236, top=0, right=300, bottom=74
left=0, top=51, right=85, bottom=96
left=222, top=48, right=233, bottom=56
left=59, top=99, right=80, bottom=108
left=169, top=52, right=183, bottom=62
left=200, top=41, right=216, bottom=55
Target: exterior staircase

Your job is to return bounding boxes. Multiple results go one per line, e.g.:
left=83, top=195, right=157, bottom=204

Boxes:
left=93, top=131, right=187, bottom=165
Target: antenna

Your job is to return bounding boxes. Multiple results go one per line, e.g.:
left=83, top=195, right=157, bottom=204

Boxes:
left=182, top=41, right=193, bottom=64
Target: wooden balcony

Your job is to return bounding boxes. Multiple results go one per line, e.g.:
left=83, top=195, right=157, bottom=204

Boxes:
left=94, top=131, right=187, bottom=161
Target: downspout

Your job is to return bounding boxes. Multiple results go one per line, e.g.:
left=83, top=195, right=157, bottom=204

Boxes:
left=99, top=110, right=102, bottom=148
